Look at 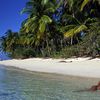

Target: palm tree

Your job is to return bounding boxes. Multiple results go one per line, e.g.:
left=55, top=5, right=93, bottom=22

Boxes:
left=1, top=30, right=19, bottom=53
left=20, top=0, right=62, bottom=46
left=57, top=0, right=100, bottom=44
left=1, top=0, right=100, bottom=58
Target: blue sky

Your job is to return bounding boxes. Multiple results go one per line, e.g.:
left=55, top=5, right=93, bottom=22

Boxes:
left=0, top=0, right=28, bottom=37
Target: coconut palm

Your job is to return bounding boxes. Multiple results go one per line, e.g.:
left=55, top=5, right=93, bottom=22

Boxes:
left=20, top=0, right=62, bottom=46
left=1, top=30, right=19, bottom=53
left=1, top=0, right=100, bottom=58
left=57, top=0, right=100, bottom=44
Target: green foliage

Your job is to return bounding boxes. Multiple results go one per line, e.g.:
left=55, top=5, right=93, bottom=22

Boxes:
left=56, top=26, right=100, bottom=58
left=64, top=25, right=88, bottom=38
left=1, top=30, right=19, bottom=52
left=39, top=15, right=52, bottom=33
left=20, top=0, right=59, bottom=46
left=1, top=0, right=100, bottom=59
left=80, top=0, right=90, bottom=11
left=81, top=0, right=100, bottom=11
left=12, top=47, right=36, bottom=59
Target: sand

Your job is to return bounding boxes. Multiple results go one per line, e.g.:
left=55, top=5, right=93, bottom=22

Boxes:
left=0, top=57, right=100, bottom=78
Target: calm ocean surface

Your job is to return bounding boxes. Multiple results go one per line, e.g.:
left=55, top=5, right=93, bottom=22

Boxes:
left=0, top=65, right=100, bottom=100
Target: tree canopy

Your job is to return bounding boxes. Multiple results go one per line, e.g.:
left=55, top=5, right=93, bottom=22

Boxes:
left=1, top=0, right=100, bottom=58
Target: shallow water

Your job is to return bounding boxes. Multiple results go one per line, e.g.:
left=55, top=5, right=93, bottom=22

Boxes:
left=0, top=65, right=100, bottom=100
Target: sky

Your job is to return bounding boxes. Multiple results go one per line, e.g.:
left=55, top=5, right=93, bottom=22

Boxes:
left=0, top=0, right=28, bottom=37
left=0, top=0, right=28, bottom=59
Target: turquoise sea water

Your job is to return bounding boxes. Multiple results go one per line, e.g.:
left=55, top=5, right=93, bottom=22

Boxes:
left=0, top=65, right=100, bottom=100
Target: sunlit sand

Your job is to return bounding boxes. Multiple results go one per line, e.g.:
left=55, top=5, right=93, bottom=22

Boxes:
left=0, top=57, right=100, bottom=78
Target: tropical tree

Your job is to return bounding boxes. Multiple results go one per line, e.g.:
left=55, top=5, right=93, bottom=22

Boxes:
left=1, top=0, right=100, bottom=58
left=20, top=0, right=62, bottom=46
left=56, top=0, right=100, bottom=44
left=1, top=30, right=19, bottom=54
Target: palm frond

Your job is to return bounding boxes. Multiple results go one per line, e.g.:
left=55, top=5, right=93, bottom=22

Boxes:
left=84, top=18, right=99, bottom=24
left=64, top=25, right=88, bottom=38
left=67, top=0, right=74, bottom=11
left=39, top=15, right=52, bottom=33
left=62, top=14, right=81, bottom=24
left=21, top=16, right=37, bottom=33
left=39, top=22, right=46, bottom=33
left=58, top=25, right=76, bottom=33
left=80, top=0, right=90, bottom=11
left=44, top=7, right=55, bottom=13
left=41, top=0, right=49, bottom=6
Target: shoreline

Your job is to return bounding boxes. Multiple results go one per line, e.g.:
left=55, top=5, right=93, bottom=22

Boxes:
left=0, top=57, right=100, bottom=78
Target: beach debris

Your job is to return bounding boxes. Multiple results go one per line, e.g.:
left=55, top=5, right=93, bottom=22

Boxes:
left=59, top=60, right=72, bottom=63
left=74, top=81, right=100, bottom=92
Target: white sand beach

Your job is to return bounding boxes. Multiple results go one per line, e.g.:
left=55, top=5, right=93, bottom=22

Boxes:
left=0, top=57, right=100, bottom=78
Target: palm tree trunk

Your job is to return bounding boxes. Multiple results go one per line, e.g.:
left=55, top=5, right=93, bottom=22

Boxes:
left=71, top=37, right=73, bottom=45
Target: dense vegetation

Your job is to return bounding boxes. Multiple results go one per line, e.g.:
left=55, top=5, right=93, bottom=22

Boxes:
left=1, top=0, right=100, bottom=59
